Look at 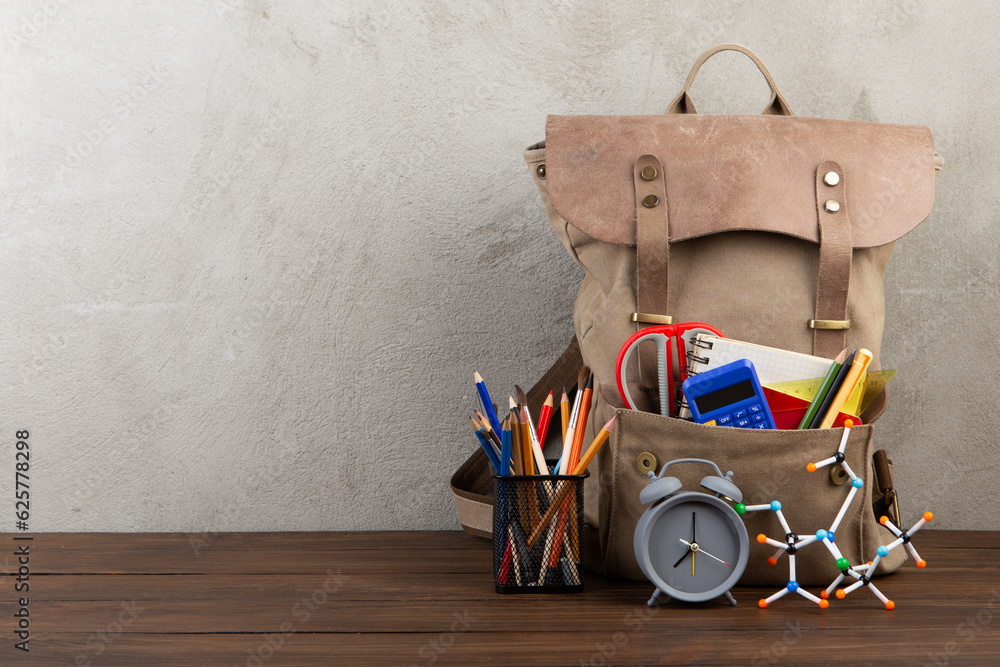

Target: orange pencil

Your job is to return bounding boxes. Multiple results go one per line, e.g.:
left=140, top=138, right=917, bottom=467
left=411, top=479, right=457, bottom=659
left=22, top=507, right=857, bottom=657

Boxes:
left=572, top=416, right=616, bottom=475
left=512, top=396, right=534, bottom=475
left=568, top=374, right=594, bottom=470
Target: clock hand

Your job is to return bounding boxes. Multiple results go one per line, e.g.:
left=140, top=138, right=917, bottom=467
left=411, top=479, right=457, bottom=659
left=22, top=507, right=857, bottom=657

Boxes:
left=672, top=545, right=692, bottom=568
left=678, top=538, right=732, bottom=567
left=692, top=511, right=696, bottom=544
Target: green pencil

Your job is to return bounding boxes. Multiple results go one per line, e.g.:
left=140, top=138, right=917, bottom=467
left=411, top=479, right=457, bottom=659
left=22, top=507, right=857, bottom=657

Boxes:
left=797, top=348, right=849, bottom=429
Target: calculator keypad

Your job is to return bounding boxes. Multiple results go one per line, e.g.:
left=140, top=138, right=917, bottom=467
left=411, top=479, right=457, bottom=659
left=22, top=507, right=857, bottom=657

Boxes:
left=708, top=403, right=772, bottom=429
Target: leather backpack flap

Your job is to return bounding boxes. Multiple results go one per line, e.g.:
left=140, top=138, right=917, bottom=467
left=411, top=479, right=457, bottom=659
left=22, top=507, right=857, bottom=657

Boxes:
left=537, top=114, right=938, bottom=392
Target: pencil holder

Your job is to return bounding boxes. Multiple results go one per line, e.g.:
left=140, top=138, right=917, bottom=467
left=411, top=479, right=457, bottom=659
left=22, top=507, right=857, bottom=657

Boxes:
left=493, top=467, right=587, bottom=593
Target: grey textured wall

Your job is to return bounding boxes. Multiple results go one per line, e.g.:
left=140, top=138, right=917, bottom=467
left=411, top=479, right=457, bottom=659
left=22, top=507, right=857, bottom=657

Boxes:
left=1, top=1, right=997, bottom=532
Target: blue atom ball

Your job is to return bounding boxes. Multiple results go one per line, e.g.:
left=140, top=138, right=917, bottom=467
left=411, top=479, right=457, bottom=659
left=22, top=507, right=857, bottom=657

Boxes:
left=816, top=530, right=827, bottom=541
left=852, top=478, right=864, bottom=488
left=786, top=581, right=799, bottom=593
left=770, top=501, right=781, bottom=511
left=877, top=545, right=889, bottom=557
left=827, top=531, right=835, bottom=542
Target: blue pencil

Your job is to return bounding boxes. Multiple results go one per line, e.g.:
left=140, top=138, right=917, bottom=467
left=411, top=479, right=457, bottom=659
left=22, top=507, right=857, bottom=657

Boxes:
left=501, top=419, right=512, bottom=476
left=474, top=372, right=503, bottom=436
left=475, top=430, right=501, bottom=475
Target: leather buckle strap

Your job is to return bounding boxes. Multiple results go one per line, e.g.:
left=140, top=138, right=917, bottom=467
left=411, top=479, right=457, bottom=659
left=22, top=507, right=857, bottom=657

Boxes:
left=812, top=161, right=853, bottom=358
left=809, top=319, right=852, bottom=330
left=631, top=312, right=673, bottom=325
left=633, top=155, right=670, bottom=388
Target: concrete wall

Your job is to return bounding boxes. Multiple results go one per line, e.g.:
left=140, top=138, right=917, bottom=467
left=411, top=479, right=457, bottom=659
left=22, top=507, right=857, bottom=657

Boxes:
left=1, top=0, right=997, bottom=532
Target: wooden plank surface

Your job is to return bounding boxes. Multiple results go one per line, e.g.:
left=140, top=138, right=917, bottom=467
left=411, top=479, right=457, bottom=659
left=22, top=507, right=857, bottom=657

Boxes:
left=1, top=530, right=998, bottom=665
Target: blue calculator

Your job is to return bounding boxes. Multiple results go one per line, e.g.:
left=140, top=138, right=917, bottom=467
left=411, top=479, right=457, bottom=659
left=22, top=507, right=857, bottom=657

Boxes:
left=681, top=359, right=776, bottom=429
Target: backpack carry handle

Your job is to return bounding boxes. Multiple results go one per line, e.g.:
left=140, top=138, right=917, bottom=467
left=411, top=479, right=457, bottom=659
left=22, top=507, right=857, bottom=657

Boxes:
left=666, top=44, right=794, bottom=117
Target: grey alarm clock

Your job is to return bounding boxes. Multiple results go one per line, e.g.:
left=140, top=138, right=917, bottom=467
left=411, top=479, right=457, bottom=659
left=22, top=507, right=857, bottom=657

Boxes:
left=633, top=458, right=749, bottom=606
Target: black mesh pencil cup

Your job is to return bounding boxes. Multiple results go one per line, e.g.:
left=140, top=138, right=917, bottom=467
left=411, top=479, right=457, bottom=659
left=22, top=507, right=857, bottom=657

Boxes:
left=493, top=468, right=587, bottom=593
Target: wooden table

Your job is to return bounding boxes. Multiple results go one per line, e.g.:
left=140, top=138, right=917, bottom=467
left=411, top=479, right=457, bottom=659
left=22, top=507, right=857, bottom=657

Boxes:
left=1, top=530, right=997, bottom=665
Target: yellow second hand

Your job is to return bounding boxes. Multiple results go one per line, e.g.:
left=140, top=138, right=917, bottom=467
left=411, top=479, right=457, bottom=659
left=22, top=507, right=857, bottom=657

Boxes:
left=691, top=550, right=695, bottom=576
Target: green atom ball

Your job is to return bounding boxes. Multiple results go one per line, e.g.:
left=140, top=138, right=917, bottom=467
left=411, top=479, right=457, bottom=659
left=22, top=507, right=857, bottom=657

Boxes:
left=735, top=503, right=746, bottom=516
left=836, top=557, right=850, bottom=571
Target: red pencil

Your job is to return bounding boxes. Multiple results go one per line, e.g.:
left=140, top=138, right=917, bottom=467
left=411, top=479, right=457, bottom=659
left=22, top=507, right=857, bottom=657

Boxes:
left=536, top=391, right=555, bottom=447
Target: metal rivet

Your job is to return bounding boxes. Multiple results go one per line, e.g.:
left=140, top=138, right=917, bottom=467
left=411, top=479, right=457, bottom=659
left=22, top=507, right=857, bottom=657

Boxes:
left=830, top=465, right=849, bottom=485
left=642, top=194, right=659, bottom=208
left=637, top=452, right=659, bottom=475
left=536, top=164, right=546, bottom=179
left=640, top=165, right=658, bottom=181
left=824, top=200, right=840, bottom=213
left=824, top=171, right=840, bottom=186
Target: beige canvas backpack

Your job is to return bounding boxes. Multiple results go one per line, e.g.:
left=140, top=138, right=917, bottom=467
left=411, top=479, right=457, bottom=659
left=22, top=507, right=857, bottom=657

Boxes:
left=453, top=45, right=941, bottom=585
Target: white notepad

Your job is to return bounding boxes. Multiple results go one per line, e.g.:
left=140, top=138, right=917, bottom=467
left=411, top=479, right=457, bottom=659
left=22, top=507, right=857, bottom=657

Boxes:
left=686, top=335, right=834, bottom=385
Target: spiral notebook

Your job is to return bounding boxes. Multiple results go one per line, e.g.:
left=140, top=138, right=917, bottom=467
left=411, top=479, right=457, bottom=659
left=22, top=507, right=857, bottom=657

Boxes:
left=685, top=335, right=835, bottom=386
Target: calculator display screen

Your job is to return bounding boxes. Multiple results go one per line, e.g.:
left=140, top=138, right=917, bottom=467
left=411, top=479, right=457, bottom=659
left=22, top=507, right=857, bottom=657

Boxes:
left=693, top=379, right=756, bottom=414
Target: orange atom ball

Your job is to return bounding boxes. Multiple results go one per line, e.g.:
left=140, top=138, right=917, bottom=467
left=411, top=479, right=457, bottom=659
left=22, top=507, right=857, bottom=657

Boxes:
left=885, top=600, right=895, bottom=610
left=758, top=599, right=768, bottom=609
left=820, top=591, right=829, bottom=600
left=768, top=557, right=778, bottom=566
left=819, top=599, right=830, bottom=609
left=880, top=515, right=889, bottom=525
left=844, top=419, right=854, bottom=428
left=757, top=534, right=767, bottom=544
left=807, top=463, right=817, bottom=472
left=917, top=559, right=927, bottom=569
left=924, top=511, right=934, bottom=522
left=836, top=589, right=847, bottom=599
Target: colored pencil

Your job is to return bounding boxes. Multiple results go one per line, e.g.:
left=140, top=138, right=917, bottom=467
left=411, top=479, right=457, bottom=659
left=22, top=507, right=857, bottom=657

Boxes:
left=474, top=371, right=503, bottom=435
left=560, top=387, right=583, bottom=474
left=808, top=349, right=857, bottom=429
left=469, top=416, right=502, bottom=470
left=500, top=417, right=512, bottom=476
left=568, top=374, right=594, bottom=470
left=536, top=390, right=555, bottom=448
left=819, top=349, right=873, bottom=429
left=475, top=412, right=503, bottom=453
left=512, top=396, right=534, bottom=476
left=509, top=406, right=523, bottom=475
left=797, top=348, right=848, bottom=429
left=573, top=415, right=616, bottom=476
left=560, top=387, right=570, bottom=443
left=515, top=386, right=547, bottom=476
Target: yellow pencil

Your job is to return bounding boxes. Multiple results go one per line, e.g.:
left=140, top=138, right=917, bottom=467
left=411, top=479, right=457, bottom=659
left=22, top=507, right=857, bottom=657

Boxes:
left=819, top=349, right=873, bottom=428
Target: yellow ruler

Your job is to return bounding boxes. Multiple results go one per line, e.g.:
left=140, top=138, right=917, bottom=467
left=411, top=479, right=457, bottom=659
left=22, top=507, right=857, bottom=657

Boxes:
left=764, top=370, right=897, bottom=417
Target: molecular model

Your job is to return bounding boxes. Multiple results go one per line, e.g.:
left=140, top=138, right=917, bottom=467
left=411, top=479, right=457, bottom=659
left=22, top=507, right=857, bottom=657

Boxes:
left=734, top=419, right=932, bottom=609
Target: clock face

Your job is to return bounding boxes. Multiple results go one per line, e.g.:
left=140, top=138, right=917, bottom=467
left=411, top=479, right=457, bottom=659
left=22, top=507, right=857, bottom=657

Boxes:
left=637, top=493, right=749, bottom=602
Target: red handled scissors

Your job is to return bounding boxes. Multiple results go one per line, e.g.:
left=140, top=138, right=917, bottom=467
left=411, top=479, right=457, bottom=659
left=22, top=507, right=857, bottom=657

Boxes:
left=616, top=322, right=725, bottom=417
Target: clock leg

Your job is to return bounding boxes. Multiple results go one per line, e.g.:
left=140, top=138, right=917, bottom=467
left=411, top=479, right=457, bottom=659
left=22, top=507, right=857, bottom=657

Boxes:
left=647, top=588, right=663, bottom=607
left=723, top=590, right=737, bottom=606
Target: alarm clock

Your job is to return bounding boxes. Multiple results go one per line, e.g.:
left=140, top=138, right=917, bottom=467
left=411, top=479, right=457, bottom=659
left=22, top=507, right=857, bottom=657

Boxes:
left=633, top=458, right=749, bottom=606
